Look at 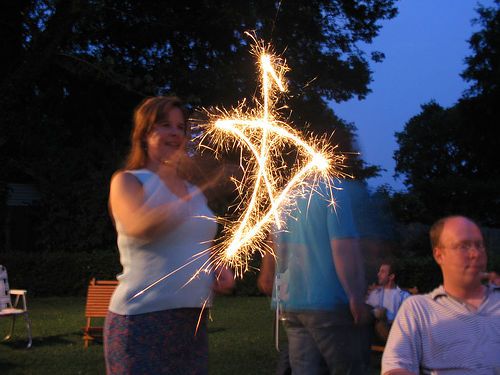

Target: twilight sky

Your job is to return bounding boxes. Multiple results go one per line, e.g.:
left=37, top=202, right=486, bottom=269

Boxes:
left=334, top=0, right=495, bottom=191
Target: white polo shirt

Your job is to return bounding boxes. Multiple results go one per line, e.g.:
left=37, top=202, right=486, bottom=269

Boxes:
left=366, top=285, right=410, bottom=322
left=382, top=284, right=500, bottom=375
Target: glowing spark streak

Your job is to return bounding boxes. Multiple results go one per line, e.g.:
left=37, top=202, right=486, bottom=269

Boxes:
left=224, top=160, right=317, bottom=258
left=195, top=297, right=210, bottom=335
left=258, top=54, right=285, bottom=228
left=129, top=36, right=347, bottom=304
left=203, top=42, right=339, bottom=264
left=216, top=120, right=277, bottom=220
left=215, top=123, right=274, bottom=258
left=214, top=56, right=286, bottom=236
left=213, top=117, right=330, bottom=258
left=128, top=252, right=208, bottom=301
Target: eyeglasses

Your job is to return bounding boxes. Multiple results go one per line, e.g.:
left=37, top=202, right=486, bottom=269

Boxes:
left=441, top=241, right=486, bottom=252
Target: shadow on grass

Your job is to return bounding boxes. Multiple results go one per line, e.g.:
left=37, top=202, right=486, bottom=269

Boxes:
left=3, top=328, right=227, bottom=352
left=1, top=338, right=32, bottom=349
left=1, top=332, right=80, bottom=349
left=207, top=327, right=226, bottom=334
left=0, top=360, right=20, bottom=373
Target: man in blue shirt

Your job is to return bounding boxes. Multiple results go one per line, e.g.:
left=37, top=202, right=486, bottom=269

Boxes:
left=259, top=180, right=369, bottom=374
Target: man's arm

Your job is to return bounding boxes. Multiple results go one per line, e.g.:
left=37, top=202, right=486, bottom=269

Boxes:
left=331, top=238, right=370, bottom=324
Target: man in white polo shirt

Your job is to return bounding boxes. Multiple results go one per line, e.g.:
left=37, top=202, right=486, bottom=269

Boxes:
left=382, top=215, right=500, bottom=375
left=366, top=261, right=411, bottom=342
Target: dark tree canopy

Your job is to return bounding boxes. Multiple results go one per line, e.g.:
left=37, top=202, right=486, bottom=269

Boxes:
left=462, top=0, right=500, bottom=97
left=0, top=0, right=397, bottom=251
left=393, top=1, right=500, bottom=226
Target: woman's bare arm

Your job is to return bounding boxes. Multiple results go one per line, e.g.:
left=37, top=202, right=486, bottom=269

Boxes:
left=109, top=171, right=186, bottom=239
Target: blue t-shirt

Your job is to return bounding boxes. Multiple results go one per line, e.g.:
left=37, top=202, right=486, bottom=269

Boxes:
left=273, top=179, right=358, bottom=311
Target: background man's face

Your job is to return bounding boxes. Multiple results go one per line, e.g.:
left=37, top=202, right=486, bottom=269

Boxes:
left=377, top=264, right=392, bottom=286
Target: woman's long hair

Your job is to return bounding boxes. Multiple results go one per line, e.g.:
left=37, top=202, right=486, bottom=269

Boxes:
left=122, top=96, right=233, bottom=212
left=124, top=96, right=189, bottom=170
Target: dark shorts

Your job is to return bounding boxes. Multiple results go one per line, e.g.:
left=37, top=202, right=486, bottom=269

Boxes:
left=104, top=308, right=208, bottom=375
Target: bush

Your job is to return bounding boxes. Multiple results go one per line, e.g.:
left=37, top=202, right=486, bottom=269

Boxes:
left=397, top=256, right=441, bottom=293
left=2, top=227, right=498, bottom=297
left=235, top=270, right=262, bottom=296
left=0, top=250, right=121, bottom=296
left=0, top=249, right=265, bottom=297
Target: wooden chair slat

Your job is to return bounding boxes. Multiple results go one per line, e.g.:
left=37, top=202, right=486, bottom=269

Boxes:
left=82, top=278, right=118, bottom=348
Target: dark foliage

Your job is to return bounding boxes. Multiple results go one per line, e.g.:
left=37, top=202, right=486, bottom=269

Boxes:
left=393, top=1, right=500, bottom=226
left=0, top=0, right=396, bottom=252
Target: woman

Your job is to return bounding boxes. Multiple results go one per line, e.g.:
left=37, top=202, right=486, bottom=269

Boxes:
left=104, top=96, right=234, bottom=374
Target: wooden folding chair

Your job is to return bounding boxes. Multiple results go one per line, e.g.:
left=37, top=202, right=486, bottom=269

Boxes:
left=0, top=265, right=32, bottom=348
left=83, top=278, right=118, bottom=348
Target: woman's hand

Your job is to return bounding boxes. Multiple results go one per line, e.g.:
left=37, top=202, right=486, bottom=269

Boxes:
left=212, top=266, right=235, bottom=295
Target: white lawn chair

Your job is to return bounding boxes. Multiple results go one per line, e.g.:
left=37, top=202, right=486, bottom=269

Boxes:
left=0, top=265, right=32, bottom=348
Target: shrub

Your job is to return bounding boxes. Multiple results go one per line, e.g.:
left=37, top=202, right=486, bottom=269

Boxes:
left=397, top=256, right=441, bottom=293
left=0, top=250, right=121, bottom=296
left=0, top=249, right=264, bottom=297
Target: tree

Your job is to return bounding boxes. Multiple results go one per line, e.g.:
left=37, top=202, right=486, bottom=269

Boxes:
left=0, top=0, right=397, bottom=251
left=462, top=0, right=500, bottom=97
left=393, top=1, right=500, bottom=226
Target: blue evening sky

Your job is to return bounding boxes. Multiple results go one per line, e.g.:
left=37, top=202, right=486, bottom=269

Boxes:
left=334, top=0, right=495, bottom=191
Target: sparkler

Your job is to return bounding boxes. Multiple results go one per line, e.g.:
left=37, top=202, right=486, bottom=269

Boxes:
left=130, top=35, right=350, bottom=304
left=199, top=34, right=349, bottom=276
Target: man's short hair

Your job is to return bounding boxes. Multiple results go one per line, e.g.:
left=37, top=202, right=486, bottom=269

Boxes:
left=380, top=260, right=400, bottom=282
left=429, top=215, right=482, bottom=249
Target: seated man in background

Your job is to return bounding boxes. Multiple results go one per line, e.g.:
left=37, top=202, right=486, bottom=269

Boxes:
left=382, top=215, right=500, bottom=375
left=365, top=261, right=411, bottom=342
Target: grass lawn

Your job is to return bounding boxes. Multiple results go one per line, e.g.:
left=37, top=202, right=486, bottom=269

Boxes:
left=0, top=296, right=278, bottom=374
left=0, top=296, right=382, bottom=374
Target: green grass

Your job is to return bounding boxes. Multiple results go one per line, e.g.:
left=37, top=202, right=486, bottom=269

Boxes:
left=0, top=296, right=381, bottom=374
left=0, top=296, right=278, bottom=374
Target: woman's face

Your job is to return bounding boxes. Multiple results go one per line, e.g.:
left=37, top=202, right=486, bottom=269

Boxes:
left=145, top=107, right=187, bottom=165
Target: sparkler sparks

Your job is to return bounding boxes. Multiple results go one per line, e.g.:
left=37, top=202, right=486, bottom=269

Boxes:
left=199, top=34, right=349, bottom=276
left=129, top=36, right=350, bottom=305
